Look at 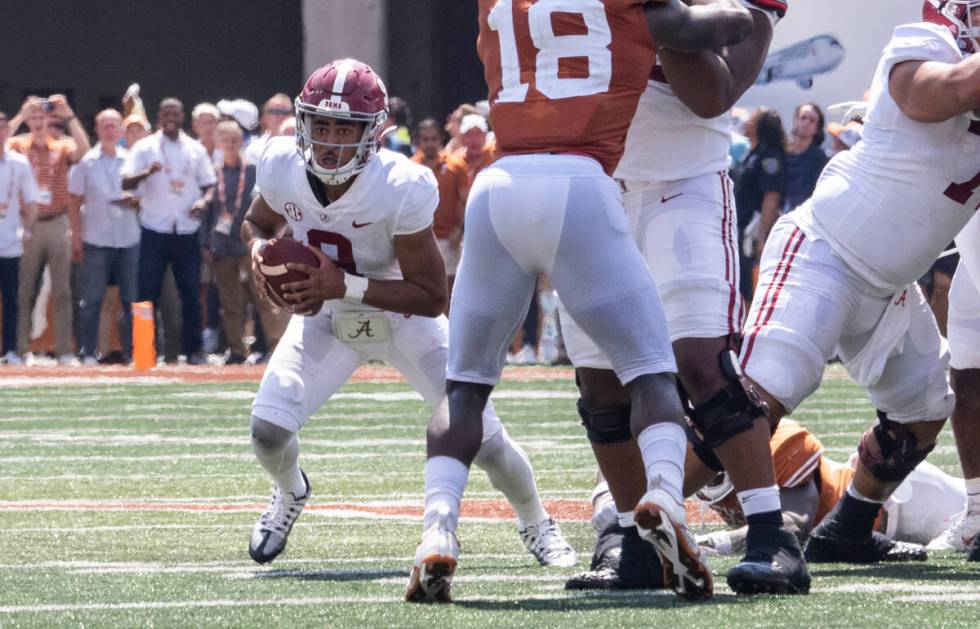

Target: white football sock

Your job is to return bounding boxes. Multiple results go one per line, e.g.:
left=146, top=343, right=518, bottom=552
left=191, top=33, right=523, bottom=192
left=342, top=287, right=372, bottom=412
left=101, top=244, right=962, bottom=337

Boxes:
left=636, top=422, right=686, bottom=502
left=252, top=432, right=306, bottom=497
left=423, top=456, right=470, bottom=532
left=965, top=477, right=980, bottom=514
left=618, top=511, right=637, bottom=529
left=472, top=429, right=548, bottom=529
left=736, top=485, right=781, bottom=517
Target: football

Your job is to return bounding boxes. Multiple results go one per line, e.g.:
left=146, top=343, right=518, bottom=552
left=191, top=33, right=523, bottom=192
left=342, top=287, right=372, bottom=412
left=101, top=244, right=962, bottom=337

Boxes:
left=258, top=238, right=322, bottom=313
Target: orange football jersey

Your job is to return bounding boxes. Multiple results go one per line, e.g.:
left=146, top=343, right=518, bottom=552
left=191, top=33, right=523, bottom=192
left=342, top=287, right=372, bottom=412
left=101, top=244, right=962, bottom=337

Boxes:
left=477, top=0, right=655, bottom=175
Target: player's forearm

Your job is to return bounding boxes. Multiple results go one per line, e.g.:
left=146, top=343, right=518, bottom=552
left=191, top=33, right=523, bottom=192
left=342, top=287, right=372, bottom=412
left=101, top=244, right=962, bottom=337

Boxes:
left=359, top=278, right=447, bottom=318
left=241, top=218, right=276, bottom=252
left=893, top=55, right=980, bottom=123
left=646, top=0, right=753, bottom=53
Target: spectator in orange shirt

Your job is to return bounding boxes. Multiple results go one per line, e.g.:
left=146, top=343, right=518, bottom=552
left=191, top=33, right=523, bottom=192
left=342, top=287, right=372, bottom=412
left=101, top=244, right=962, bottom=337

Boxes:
left=410, top=118, right=469, bottom=302
left=7, top=95, right=89, bottom=364
left=454, top=114, right=495, bottom=184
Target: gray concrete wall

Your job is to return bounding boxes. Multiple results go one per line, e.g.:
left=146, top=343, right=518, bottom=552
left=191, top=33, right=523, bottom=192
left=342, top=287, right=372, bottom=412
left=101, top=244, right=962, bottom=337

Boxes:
left=302, top=0, right=386, bottom=79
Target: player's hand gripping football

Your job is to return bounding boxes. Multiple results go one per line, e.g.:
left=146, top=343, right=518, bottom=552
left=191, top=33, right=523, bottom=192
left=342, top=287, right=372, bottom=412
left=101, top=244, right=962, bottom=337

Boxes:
left=281, top=246, right=346, bottom=312
left=249, top=242, right=286, bottom=311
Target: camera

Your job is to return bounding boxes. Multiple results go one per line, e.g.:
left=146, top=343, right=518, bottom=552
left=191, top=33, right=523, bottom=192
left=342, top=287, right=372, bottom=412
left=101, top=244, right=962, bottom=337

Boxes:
left=40, top=99, right=53, bottom=113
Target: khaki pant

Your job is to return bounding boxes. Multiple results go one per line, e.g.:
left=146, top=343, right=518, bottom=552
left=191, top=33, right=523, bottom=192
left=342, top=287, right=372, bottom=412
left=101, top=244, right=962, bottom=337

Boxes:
left=213, top=255, right=288, bottom=357
left=17, top=214, right=73, bottom=356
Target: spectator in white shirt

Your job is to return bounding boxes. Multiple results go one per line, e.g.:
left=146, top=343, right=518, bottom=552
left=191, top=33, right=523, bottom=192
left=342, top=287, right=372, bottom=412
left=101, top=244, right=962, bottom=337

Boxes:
left=243, top=93, right=292, bottom=162
left=191, top=102, right=220, bottom=160
left=122, top=98, right=217, bottom=364
left=67, top=109, right=141, bottom=364
left=0, top=110, right=40, bottom=364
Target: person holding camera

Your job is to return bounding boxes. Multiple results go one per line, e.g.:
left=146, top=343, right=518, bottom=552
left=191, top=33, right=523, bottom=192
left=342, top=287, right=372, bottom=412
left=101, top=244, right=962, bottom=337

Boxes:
left=7, top=95, right=89, bottom=365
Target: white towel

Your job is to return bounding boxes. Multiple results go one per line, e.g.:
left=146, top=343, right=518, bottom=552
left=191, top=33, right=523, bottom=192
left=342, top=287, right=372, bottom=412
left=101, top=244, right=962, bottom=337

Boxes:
left=842, top=287, right=913, bottom=387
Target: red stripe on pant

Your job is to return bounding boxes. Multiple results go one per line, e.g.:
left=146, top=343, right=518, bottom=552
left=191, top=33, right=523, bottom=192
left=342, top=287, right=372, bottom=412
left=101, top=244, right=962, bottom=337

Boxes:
left=740, top=227, right=806, bottom=369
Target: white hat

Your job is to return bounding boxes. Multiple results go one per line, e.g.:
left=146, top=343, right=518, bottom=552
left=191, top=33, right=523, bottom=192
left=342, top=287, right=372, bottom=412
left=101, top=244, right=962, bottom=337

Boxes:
left=459, top=113, right=488, bottom=134
left=217, top=98, right=259, bottom=131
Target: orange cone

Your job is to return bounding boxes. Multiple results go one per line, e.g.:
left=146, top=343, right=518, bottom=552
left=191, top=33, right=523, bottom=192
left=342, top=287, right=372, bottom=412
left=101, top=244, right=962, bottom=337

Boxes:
left=132, top=301, right=156, bottom=370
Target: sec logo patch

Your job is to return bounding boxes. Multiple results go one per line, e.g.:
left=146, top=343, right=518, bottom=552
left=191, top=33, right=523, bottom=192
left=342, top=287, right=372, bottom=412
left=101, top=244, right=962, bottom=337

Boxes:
left=284, top=202, right=303, bottom=221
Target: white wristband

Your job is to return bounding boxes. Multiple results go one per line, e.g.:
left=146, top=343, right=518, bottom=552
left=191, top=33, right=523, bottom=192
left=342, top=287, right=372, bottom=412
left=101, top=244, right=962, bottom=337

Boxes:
left=250, top=238, right=268, bottom=258
left=343, top=273, right=369, bottom=303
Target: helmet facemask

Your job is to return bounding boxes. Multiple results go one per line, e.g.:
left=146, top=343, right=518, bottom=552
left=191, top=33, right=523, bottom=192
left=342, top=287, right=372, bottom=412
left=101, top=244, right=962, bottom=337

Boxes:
left=295, top=98, right=388, bottom=186
left=942, top=0, right=980, bottom=53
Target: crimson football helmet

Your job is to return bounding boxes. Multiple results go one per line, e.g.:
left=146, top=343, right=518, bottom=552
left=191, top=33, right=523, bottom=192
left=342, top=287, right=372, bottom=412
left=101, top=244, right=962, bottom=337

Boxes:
left=924, top=0, right=980, bottom=54
left=295, top=59, right=389, bottom=185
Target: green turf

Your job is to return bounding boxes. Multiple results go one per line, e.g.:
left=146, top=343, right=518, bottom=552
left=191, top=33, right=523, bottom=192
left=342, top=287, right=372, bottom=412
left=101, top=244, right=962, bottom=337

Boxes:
left=0, top=367, right=978, bottom=627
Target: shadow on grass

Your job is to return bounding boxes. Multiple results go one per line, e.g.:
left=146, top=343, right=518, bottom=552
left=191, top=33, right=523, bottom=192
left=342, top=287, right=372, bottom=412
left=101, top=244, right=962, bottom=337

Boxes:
left=455, top=590, right=760, bottom=611
left=811, top=562, right=980, bottom=581
left=254, top=568, right=408, bottom=582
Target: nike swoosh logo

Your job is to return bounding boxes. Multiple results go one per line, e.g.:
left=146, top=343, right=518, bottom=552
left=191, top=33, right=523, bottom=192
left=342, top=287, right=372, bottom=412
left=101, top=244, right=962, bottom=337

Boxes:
left=661, top=193, right=683, bottom=203
left=352, top=220, right=373, bottom=228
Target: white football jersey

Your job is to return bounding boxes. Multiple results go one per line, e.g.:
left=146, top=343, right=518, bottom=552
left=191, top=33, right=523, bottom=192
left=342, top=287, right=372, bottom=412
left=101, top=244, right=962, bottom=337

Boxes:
left=257, top=138, right=438, bottom=311
left=793, top=23, right=980, bottom=292
left=614, top=65, right=731, bottom=183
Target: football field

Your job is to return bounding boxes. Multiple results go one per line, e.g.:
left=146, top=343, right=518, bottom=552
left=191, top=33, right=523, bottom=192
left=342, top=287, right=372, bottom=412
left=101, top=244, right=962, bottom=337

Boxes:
left=0, top=365, right=978, bottom=627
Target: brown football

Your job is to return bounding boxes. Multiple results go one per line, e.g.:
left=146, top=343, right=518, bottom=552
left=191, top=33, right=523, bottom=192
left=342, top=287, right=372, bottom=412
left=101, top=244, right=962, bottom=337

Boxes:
left=258, top=238, right=322, bottom=313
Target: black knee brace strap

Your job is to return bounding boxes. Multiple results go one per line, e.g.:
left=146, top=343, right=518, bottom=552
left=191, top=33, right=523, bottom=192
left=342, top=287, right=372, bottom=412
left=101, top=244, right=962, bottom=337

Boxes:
left=685, top=421, right=725, bottom=472
left=688, top=351, right=768, bottom=450
left=858, top=411, right=935, bottom=483
left=577, top=399, right=632, bottom=444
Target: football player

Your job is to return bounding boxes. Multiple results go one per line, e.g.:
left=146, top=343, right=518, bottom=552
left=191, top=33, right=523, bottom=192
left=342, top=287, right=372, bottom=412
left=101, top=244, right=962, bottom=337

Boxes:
left=735, top=0, right=980, bottom=564
left=407, top=0, right=756, bottom=604
left=693, top=420, right=962, bottom=558
left=929, top=213, right=980, bottom=559
left=560, top=0, right=811, bottom=595
left=240, top=59, right=576, bottom=569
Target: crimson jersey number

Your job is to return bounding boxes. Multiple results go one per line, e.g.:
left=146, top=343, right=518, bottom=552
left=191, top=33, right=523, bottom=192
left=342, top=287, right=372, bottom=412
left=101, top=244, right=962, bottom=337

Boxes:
left=307, top=229, right=358, bottom=275
left=944, top=121, right=980, bottom=210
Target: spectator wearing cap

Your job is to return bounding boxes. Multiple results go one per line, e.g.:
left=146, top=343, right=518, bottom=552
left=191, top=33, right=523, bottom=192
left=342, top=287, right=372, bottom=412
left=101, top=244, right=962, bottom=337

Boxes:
left=444, top=103, right=481, bottom=155
left=454, top=114, right=495, bottom=185
left=244, top=94, right=293, bottom=162
left=0, top=110, right=40, bottom=364
left=7, top=95, right=90, bottom=365
left=191, top=102, right=221, bottom=160
left=217, top=99, right=259, bottom=138
left=122, top=97, right=217, bottom=364
left=410, top=118, right=469, bottom=303
left=783, top=102, right=829, bottom=212
left=383, top=97, right=414, bottom=157
left=67, top=109, right=141, bottom=364
left=203, top=121, right=287, bottom=364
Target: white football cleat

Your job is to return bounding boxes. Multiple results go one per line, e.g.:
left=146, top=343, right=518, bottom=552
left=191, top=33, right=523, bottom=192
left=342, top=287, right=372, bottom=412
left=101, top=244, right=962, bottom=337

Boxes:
left=635, top=486, right=713, bottom=601
left=405, top=508, right=460, bottom=604
left=927, top=510, right=980, bottom=552
left=248, top=470, right=311, bottom=564
left=520, top=518, right=578, bottom=567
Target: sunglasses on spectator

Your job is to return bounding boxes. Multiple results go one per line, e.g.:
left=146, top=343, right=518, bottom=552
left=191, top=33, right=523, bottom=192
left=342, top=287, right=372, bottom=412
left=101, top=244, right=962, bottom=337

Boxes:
left=265, top=108, right=292, bottom=115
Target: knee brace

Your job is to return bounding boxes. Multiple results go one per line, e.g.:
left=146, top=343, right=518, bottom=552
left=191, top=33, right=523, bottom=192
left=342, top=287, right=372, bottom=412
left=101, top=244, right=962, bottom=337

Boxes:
left=858, top=411, right=936, bottom=483
left=577, top=399, right=632, bottom=444
left=688, top=350, right=769, bottom=450
left=685, top=421, right=725, bottom=472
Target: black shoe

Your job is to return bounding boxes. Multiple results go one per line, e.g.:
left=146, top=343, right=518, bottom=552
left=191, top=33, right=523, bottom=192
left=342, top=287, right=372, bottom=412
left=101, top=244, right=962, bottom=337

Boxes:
left=967, top=535, right=980, bottom=562
left=186, top=351, right=208, bottom=365
left=804, top=524, right=926, bottom=564
left=727, top=526, right=811, bottom=595
left=225, top=353, right=247, bottom=365
left=565, top=523, right=665, bottom=590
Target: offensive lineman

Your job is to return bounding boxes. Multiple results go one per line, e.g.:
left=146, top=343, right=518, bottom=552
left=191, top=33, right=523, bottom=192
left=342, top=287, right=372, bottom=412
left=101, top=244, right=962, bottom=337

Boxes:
left=738, top=0, right=980, bottom=564
left=560, top=0, right=811, bottom=594
left=407, top=0, right=756, bottom=604
left=241, top=59, right=576, bottom=569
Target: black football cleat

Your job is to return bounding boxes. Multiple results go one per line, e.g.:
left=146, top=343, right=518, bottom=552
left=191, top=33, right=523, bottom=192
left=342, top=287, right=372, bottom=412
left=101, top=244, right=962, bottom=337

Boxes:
left=804, top=524, right=926, bottom=564
left=967, top=535, right=980, bottom=562
left=727, top=526, right=811, bottom=595
left=565, top=522, right=666, bottom=590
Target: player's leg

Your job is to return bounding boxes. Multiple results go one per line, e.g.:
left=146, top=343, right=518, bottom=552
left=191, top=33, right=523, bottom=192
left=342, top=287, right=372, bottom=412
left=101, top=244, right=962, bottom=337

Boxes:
left=407, top=165, right=540, bottom=603
left=387, top=314, right=576, bottom=568
left=805, top=284, right=951, bottom=563
left=930, top=264, right=980, bottom=554
left=248, top=313, right=360, bottom=563
left=550, top=171, right=710, bottom=600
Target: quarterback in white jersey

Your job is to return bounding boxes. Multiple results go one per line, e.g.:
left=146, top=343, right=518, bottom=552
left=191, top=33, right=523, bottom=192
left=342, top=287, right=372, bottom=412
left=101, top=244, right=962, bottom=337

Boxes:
left=560, top=0, right=811, bottom=595
left=239, top=59, right=575, bottom=568
left=930, top=213, right=980, bottom=557
left=740, top=1, right=980, bottom=564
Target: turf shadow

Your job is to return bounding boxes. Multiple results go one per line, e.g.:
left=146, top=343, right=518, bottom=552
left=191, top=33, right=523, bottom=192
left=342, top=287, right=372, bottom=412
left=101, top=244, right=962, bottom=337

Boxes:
left=811, top=562, right=980, bottom=581
left=454, top=591, right=756, bottom=611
